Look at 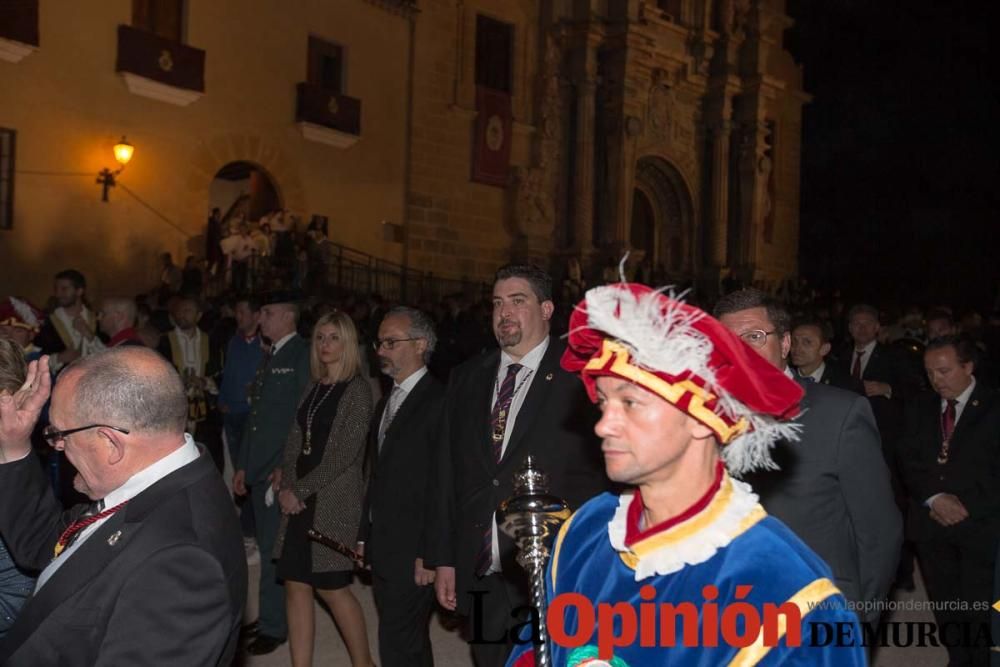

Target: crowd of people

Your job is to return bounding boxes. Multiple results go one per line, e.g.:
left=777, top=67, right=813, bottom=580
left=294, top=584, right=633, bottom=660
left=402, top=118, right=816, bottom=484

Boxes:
left=0, top=254, right=998, bottom=666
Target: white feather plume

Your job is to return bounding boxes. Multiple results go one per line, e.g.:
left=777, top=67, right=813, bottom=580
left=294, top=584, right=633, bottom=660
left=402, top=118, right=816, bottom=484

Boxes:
left=578, top=284, right=802, bottom=475
left=9, top=297, right=40, bottom=329
left=584, top=285, right=714, bottom=382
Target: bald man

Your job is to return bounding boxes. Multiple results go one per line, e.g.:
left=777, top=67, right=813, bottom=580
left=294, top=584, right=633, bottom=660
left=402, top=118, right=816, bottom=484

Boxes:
left=98, top=297, right=143, bottom=347
left=0, top=348, right=246, bottom=666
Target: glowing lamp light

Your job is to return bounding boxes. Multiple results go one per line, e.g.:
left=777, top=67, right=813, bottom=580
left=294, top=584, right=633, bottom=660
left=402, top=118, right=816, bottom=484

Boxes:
left=113, top=137, right=134, bottom=166
left=97, top=136, right=136, bottom=202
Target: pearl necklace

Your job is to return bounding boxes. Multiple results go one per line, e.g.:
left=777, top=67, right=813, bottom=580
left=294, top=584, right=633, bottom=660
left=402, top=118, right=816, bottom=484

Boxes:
left=303, top=382, right=336, bottom=455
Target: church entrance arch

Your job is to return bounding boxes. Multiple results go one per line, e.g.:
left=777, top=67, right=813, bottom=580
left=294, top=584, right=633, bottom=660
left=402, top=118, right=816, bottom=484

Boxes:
left=629, top=156, right=694, bottom=280
left=209, top=161, right=282, bottom=229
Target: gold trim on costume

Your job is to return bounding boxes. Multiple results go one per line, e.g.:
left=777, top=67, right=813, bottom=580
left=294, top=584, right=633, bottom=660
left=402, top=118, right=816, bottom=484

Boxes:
left=630, top=474, right=733, bottom=557
left=550, top=511, right=577, bottom=590
left=584, top=340, right=748, bottom=443
left=614, top=477, right=767, bottom=573
left=727, top=578, right=841, bottom=666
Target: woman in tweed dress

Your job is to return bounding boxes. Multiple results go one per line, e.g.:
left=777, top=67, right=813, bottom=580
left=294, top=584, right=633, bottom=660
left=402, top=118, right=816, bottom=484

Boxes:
left=274, top=311, right=374, bottom=667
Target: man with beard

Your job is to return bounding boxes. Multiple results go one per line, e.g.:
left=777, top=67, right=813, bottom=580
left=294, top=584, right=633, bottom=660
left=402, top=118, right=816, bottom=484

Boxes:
left=35, top=270, right=104, bottom=373
left=358, top=306, right=444, bottom=666
left=426, top=264, right=609, bottom=667
left=157, top=297, right=224, bottom=472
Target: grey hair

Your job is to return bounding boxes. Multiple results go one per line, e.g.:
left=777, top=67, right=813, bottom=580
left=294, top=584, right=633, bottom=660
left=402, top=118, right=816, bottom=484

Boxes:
left=387, top=306, right=437, bottom=365
left=67, top=347, right=187, bottom=434
left=102, top=296, right=137, bottom=326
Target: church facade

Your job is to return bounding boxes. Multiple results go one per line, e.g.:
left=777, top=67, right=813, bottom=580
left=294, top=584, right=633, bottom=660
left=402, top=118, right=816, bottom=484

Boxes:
left=0, top=0, right=806, bottom=303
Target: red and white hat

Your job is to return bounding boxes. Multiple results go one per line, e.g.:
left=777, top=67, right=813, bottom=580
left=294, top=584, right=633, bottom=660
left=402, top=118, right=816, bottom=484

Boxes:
left=0, top=297, right=45, bottom=333
left=561, top=283, right=803, bottom=474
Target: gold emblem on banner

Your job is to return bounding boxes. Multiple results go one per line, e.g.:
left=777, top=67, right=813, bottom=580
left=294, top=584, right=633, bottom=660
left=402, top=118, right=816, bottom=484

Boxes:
left=158, top=50, right=174, bottom=72
left=486, top=115, right=504, bottom=151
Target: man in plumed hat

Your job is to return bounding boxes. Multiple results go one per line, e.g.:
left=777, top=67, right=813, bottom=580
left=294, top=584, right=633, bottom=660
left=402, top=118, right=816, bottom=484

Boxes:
left=232, top=291, right=311, bottom=655
left=507, top=284, right=864, bottom=666
left=0, top=297, right=45, bottom=362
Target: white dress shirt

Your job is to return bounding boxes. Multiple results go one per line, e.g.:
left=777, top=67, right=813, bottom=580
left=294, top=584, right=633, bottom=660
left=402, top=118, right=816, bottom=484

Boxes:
left=488, top=336, right=550, bottom=574
left=174, top=327, right=203, bottom=376
left=925, top=377, right=976, bottom=507
left=942, top=376, right=976, bottom=425
left=35, top=434, right=201, bottom=591
left=377, top=366, right=428, bottom=449
left=270, top=331, right=297, bottom=355
left=799, top=362, right=826, bottom=383
left=851, top=340, right=877, bottom=378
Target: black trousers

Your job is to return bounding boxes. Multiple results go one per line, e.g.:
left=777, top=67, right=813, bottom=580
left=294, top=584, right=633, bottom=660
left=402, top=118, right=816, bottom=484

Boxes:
left=917, top=531, right=996, bottom=667
left=372, top=572, right=435, bottom=667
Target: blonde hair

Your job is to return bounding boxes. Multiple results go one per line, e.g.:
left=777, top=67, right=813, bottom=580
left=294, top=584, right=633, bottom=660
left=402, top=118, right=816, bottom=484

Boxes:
left=0, top=338, right=27, bottom=394
left=310, top=311, right=361, bottom=382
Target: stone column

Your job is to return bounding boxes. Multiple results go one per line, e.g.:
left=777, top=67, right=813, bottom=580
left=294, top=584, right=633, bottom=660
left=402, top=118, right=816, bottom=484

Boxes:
left=707, top=120, right=731, bottom=267
left=573, top=76, right=597, bottom=255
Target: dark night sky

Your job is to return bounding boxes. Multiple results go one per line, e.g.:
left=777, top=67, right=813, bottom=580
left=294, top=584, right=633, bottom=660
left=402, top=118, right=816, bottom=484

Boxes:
left=785, top=0, right=998, bottom=312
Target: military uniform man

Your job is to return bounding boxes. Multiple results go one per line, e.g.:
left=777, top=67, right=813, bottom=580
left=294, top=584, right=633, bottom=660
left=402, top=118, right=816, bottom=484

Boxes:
left=233, top=293, right=310, bottom=655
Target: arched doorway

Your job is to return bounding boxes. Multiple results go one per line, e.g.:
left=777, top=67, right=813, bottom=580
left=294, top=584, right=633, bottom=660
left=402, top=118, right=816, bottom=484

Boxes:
left=206, top=162, right=284, bottom=293
left=630, top=156, right=694, bottom=279
left=209, top=161, right=282, bottom=227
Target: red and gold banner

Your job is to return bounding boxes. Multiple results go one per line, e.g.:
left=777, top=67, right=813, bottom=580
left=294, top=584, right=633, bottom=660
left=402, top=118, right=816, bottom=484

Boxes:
left=471, top=85, right=512, bottom=187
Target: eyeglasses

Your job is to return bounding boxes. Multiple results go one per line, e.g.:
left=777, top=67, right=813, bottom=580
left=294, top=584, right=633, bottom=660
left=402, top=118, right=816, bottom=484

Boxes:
left=739, top=330, right=778, bottom=349
left=42, top=424, right=130, bottom=446
left=372, top=337, right=419, bottom=351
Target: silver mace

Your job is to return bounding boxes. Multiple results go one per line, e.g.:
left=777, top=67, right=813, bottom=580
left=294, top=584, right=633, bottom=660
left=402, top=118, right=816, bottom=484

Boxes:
left=497, top=456, right=571, bottom=667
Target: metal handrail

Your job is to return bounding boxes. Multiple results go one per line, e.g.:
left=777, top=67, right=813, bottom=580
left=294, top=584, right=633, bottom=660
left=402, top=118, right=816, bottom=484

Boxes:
left=315, top=240, right=489, bottom=303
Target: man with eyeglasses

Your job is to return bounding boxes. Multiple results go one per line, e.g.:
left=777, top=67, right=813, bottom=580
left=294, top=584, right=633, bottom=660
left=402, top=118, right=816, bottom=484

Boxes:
left=715, top=288, right=901, bottom=627
left=358, top=306, right=445, bottom=667
left=0, top=347, right=246, bottom=665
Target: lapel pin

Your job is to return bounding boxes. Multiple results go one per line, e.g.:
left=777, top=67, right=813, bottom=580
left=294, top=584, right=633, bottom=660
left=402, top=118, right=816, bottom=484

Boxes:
left=545, top=373, right=553, bottom=381
left=107, top=530, right=122, bottom=547
left=972, top=399, right=980, bottom=407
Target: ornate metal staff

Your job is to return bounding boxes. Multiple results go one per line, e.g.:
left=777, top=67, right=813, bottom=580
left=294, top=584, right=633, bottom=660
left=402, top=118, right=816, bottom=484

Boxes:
left=306, top=528, right=364, bottom=565
left=497, top=456, right=571, bottom=667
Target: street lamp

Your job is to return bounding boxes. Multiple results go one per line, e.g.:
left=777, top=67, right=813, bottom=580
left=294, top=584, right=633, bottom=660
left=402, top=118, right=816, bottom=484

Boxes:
left=97, top=136, right=134, bottom=202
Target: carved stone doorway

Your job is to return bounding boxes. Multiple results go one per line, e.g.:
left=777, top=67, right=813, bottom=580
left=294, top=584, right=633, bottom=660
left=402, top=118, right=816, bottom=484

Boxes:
left=209, top=161, right=282, bottom=230
left=629, top=156, right=694, bottom=280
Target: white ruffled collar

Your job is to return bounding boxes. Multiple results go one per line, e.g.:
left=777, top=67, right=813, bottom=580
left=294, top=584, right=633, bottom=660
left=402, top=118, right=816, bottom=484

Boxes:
left=607, top=470, right=765, bottom=581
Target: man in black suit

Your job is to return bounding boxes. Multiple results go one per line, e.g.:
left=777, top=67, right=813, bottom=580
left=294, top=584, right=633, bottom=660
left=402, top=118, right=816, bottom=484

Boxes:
left=0, top=347, right=246, bottom=665
left=900, top=336, right=1000, bottom=667
left=427, top=264, right=608, bottom=667
left=847, top=303, right=922, bottom=590
left=715, top=289, right=901, bottom=625
left=846, top=303, right=918, bottom=449
left=791, top=318, right=863, bottom=393
left=359, top=306, right=445, bottom=667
